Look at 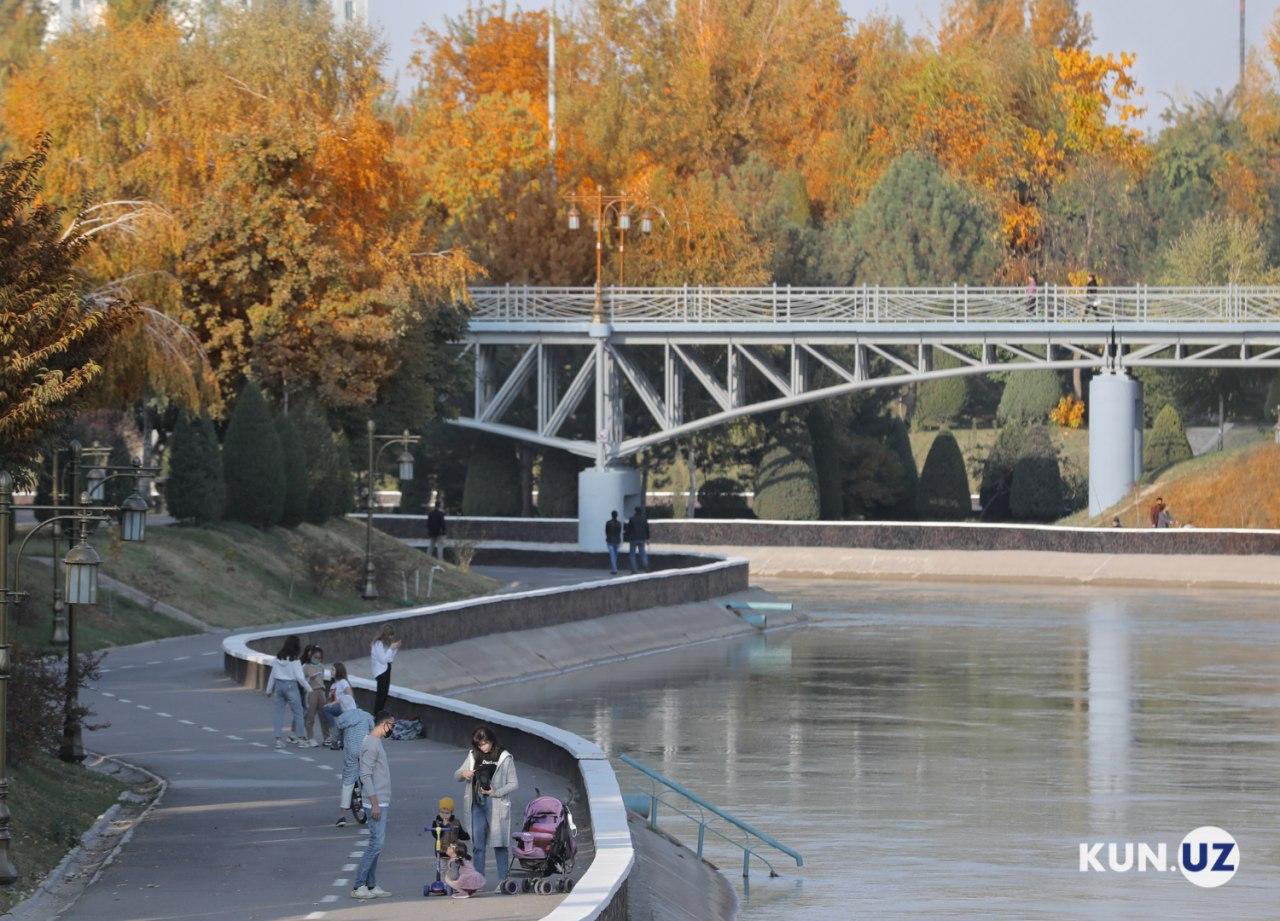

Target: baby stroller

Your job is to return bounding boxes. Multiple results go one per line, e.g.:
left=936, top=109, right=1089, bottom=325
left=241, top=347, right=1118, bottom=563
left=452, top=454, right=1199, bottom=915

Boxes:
left=501, top=793, right=577, bottom=895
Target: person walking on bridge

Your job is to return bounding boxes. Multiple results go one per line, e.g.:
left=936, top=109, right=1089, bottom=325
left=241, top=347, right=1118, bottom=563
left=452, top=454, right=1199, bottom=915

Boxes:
left=352, top=710, right=396, bottom=900
left=605, top=510, right=622, bottom=575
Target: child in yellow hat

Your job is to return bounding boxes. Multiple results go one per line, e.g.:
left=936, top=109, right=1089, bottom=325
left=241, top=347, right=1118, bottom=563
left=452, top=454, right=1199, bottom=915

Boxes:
left=430, top=796, right=469, bottom=859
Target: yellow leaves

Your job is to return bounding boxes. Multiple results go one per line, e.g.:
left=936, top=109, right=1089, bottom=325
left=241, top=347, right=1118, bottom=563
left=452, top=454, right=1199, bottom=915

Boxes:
left=1049, top=395, right=1085, bottom=428
left=1051, top=46, right=1146, bottom=169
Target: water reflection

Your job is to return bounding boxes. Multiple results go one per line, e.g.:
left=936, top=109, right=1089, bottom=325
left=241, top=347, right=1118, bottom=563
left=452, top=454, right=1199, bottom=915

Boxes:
left=464, top=581, right=1280, bottom=919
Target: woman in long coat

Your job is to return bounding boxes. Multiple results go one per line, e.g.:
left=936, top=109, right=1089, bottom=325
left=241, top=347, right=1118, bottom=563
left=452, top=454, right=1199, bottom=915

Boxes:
left=455, top=724, right=518, bottom=882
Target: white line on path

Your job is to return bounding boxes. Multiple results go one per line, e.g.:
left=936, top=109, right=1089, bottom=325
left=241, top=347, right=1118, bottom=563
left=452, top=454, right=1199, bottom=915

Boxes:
left=306, top=913, right=326, bottom=920
left=147, top=660, right=162, bottom=666
left=178, top=719, right=195, bottom=725
left=316, top=765, right=332, bottom=771
left=136, top=705, right=151, bottom=710
left=320, top=895, right=338, bottom=903
left=201, top=726, right=219, bottom=733
left=342, top=864, right=357, bottom=872
left=348, top=851, right=362, bottom=858
left=332, top=878, right=348, bottom=887
left=156, top=712, right=171, bottom=718
left=201, top=650, right=218, bottom=657
left=250, top=742, right=267, bottom=748
left=299, top=756, right=314, bottom=762
left=101, top=692, right=115, bottom=698
left=117, top=665, right=136, bottom=670
left=118, top=699, right=132, bottom=704
left=174, top=655, right=190, bottom=661
left=225, top=735, right=243, bottom=741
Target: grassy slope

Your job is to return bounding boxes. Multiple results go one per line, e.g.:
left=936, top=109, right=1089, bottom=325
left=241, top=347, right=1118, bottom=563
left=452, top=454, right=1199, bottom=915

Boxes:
left=0, top=753, right=129, bottom=912
left=79, top=517, right=497, bottom=629
left=1060, top=439, right=1280, bottom=528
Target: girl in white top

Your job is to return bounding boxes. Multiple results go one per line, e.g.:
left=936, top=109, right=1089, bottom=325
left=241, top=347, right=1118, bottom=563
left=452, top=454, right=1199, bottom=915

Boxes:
left=371, top=624, right=401, bottom=714
left=265, top=635, right=310, bottom=749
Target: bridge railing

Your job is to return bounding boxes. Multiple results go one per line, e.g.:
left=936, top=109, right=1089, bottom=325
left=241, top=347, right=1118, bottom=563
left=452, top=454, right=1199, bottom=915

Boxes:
left=469, top=285, right=1280, bottom=324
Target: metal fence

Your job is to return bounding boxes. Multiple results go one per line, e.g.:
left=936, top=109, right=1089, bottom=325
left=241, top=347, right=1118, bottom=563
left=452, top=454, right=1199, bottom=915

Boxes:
left=469, top=285, right=1280, bottom=324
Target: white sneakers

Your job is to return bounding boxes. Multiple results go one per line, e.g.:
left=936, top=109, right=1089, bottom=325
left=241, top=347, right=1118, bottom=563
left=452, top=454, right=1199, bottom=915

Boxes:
left=369, top=886, right=391, bottom=898
left=350, top=885, right=391, bottom=900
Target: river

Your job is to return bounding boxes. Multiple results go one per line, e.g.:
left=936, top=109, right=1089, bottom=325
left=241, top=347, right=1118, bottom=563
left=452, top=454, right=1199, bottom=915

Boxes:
left=463, top=579, right=1280, bottom=919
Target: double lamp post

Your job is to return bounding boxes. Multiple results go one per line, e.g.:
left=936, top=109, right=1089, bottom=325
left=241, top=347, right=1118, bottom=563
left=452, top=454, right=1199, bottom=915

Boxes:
left=0, top=442, right=157, bottom=883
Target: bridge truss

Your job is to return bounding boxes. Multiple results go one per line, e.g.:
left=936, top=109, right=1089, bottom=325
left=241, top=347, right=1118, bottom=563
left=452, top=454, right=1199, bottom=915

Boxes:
left=455, top=286, right=1280, bottom=463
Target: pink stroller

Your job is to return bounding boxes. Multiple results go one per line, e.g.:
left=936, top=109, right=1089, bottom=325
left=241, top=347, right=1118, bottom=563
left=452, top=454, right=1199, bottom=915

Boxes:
left=500, top=793, right=578, bottom=895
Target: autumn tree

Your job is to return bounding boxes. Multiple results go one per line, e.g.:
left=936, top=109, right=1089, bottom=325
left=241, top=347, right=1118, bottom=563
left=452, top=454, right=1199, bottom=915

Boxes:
left=0, top=141, right=137, bottom=476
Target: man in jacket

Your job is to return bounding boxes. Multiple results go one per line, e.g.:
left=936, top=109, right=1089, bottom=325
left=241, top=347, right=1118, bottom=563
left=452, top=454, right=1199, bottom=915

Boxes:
left=604, top=510, right=622, bottom=575
left=352, top=710, right=396, bottom=900
left=426, top=503, right=447, bottom=560
left=627, top=505, right=649, bottom=573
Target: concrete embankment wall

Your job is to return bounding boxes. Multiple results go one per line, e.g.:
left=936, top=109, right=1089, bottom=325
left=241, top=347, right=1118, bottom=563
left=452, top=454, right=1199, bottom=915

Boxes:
left=370, top=514, right=1280, bottom=557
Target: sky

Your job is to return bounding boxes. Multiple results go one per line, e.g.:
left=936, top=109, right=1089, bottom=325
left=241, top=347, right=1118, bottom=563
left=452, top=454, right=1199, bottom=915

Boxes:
left=373, top=1, right=1280, bottom=132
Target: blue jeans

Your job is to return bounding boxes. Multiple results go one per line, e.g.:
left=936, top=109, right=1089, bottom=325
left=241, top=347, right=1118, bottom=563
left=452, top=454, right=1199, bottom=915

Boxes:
left=323, top=701, right=343, bottom=721
left=471, top=801, right=509, bottom=881
left=355, top=805, right=388, bottom=889
left=629, top=541, right=648, bottom=572
left=272, top=683, right=304, bottom=739
left=606, top=543, right=619, bottom=573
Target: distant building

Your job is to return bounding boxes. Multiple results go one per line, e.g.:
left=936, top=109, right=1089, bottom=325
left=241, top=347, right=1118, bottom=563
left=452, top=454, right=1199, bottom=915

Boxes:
left=46, top=0, right=368, bottom=38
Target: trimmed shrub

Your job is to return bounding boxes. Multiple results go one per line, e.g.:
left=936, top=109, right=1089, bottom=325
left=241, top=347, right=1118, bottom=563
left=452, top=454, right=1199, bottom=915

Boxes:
left=916, top=430, right=970, bottom=520
left=997, top=371, right=1064, bottom=424
left=462, top=437, right=521, bottom=516
left=752, top=412, right=820, bottom=520
left=1007, top=426, right=1064, bottom=521
left=1265, top=372, right=1280, bottom=421
left=166, top=413, right=224, bottom=524
left=538, top=449, right=583, bottom=517
left=1144, top=404, right=1193, bottom=472
left=277, top=413, right=307, bottom=527
left=698, top=477, right=752, bottom=518
left=806, top=405, right=846, bottom=520
left=914, top=352, right=968, bottom=429
left=222, top=382, right=285, bottom=528
left=295, top=409, right=337, bottom=524
left=881, top=416, right=919, bottom=518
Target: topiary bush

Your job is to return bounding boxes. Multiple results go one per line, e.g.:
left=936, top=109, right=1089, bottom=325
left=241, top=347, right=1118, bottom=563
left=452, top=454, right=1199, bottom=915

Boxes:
left=916, top=430, right=970, bottom=520
left=462, top=437, right=521, bottom=516
left=1144, top=404, right=1193, bottom=473
left=997, top=371, right=1065, bottom=424
left=1007, top=426, right=1064, bottom=521
left=222, top=382, right=284, bottom=528
left=752, top=412, right=820, bottom=520
left=277, top=413, right=307, bottom=527
left=166, top=413, right=224, bottom=524
left=698, top=477, right=753, bottom=518
left=538, top=449, right=583, bottom=517
left=881, top=416, right=919, bottom=518
left=914, top=351, right=969, bottom=429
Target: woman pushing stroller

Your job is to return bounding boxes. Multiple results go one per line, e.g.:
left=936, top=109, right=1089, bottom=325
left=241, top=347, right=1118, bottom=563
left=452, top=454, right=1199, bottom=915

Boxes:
left=455, top=725, right=518, bottom=884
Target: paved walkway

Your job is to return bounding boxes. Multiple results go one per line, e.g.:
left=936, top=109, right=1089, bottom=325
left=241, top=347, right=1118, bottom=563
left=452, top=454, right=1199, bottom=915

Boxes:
left=65, top=632, right=580, bottom=921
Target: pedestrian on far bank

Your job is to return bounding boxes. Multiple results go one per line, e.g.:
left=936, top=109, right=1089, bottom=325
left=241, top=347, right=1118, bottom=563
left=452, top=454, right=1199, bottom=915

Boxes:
left=1085, top=272, right=1100, bottom=316
left=1157, top=504, right=1175, bottom=528
left=265, top=635, right=310, bottom=750
left=301, top=645, right=333, bottom=748
left=627, top=505, right=650, bottom=573
left=334, top=705, right=375, bottom=826
left=456, top=725, right=518, bottom=884
left=1111, top=516, right=1122, bottom=528
left=426, top=503, right=447, bottom=560
left=352, top=710, right=396, bottom=900
left=605, top=510, right=622, bottom=575
left=371, top=625, right=401, bottom=715
left=1024, top=272, right=1039, bottom=315
left=1149, top=497, right=1166, bottom=528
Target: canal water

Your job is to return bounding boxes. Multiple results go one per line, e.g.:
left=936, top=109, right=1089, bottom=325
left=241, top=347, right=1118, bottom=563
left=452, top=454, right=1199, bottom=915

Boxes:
left=463, top=579, right=1280, bottom=919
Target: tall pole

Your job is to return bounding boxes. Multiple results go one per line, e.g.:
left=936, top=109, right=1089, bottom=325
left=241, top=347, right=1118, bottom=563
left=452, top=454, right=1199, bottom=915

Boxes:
left=1241, top=0, right=1247, bottom=90
left=51, top=451, right=67, bottom=648
left=59, top=441, right=84, bottom=763
left=0, top=472, right=17, bottom=883
left=548, top=0, right=557, bottom=181
left=362, top=420, right=377, bottom=600
left=592, top=190, right=605, bottom=325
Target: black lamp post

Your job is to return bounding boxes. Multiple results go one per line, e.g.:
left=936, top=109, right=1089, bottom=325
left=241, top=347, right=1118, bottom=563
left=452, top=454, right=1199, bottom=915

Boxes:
left=362, top=421, right=421, bottom=600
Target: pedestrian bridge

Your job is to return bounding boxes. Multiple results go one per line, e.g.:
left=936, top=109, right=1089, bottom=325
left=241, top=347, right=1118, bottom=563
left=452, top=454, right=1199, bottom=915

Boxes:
left=454, top=285, right=1280, bottom=538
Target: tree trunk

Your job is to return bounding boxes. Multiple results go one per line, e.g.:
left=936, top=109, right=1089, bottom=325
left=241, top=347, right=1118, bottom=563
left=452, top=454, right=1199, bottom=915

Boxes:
left=685, top=442, right=699, bottom=518
left=1218, top=389, right=1225, bottom=452
left=1072, top=368, right=1083, bottom=400
left=640, top=451, right=650, bottom=511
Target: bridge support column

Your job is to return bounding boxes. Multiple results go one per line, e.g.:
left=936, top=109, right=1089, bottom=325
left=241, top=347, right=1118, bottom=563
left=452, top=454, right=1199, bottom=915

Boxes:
left=578, top=467, right=642, bottom=549
left=1088, top=372, right=1143, bottom=516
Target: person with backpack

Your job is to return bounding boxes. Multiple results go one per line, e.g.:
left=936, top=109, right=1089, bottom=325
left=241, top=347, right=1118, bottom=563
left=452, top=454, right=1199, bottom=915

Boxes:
left=604, top=510, right=622, bottom=575
left=626, top=505, right=650, bottom=573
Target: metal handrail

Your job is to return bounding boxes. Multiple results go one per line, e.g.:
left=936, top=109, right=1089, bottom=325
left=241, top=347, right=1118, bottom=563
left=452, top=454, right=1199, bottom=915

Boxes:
left=618, top=753, right=803, bottom=881
left=469, top=284, right=1280, bottom=325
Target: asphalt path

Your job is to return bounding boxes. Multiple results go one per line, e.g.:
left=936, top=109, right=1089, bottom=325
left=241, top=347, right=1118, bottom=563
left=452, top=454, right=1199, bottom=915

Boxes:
left=62, top=632, right=579, bottom=921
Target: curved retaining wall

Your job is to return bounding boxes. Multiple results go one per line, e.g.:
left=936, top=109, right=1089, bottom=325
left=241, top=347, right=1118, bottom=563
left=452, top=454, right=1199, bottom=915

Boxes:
left=370, top=514, right=1280, bottom=556
left=222, top=558, right=747, bottom=921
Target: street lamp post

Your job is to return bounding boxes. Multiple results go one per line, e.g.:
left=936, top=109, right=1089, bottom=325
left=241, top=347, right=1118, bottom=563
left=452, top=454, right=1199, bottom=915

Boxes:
left=563, top=185, right=656, bottom=324
left=0, top=445, right=153, bottom=882
left=362, top=421, right=422, bottom=601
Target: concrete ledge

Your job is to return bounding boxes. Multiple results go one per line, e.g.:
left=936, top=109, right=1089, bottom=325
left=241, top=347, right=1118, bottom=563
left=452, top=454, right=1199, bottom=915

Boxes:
left=370, top=514, right=1280, bottom=557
